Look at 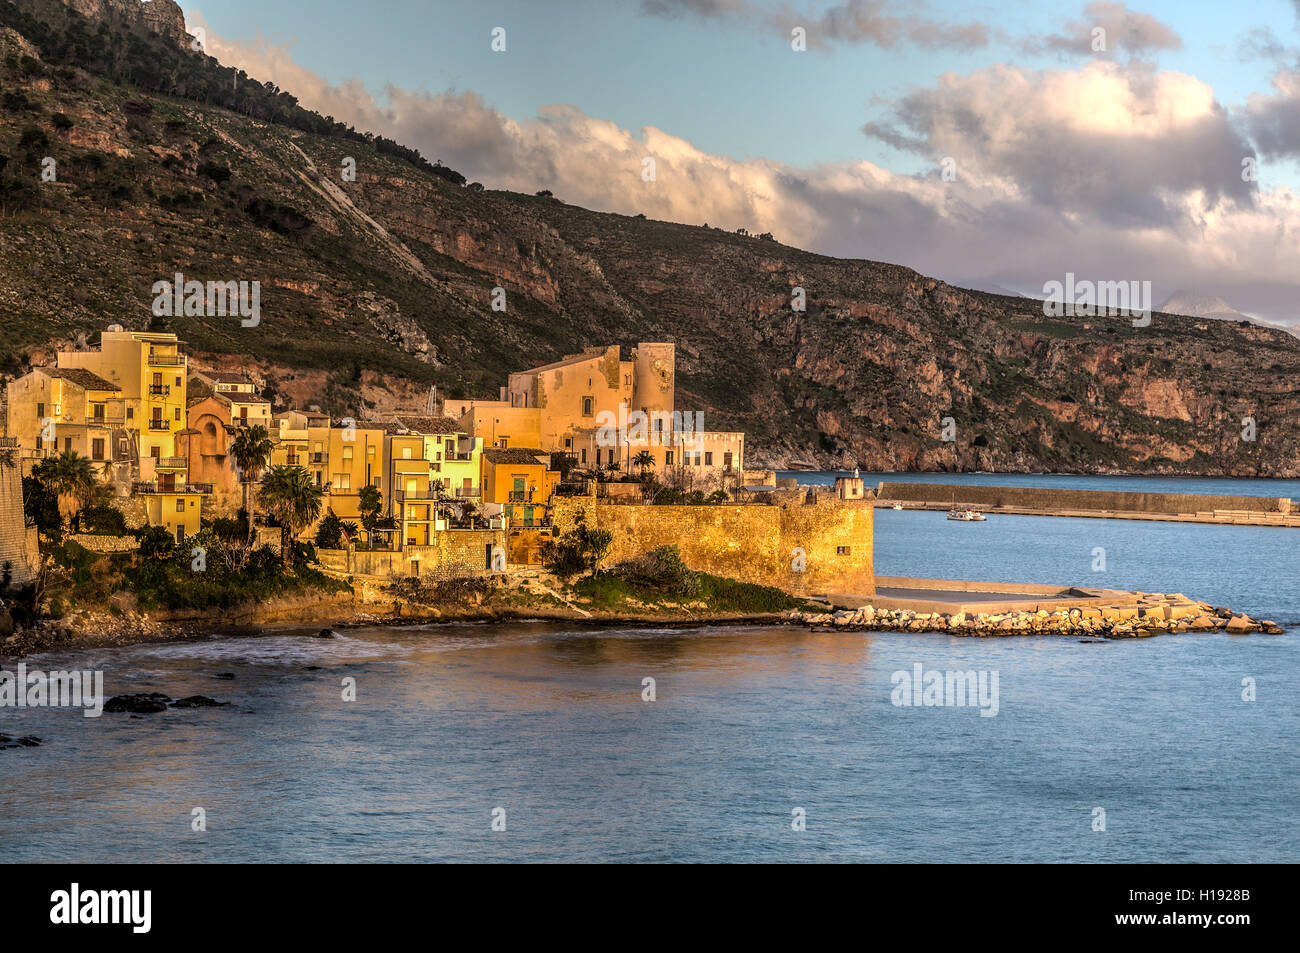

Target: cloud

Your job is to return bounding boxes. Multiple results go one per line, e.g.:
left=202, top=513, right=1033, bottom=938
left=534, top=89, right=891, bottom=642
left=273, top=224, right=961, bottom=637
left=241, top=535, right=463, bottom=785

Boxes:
left=1029, top=1, right=1182, bottom=58
left=640, top=0, right=991, bottom=50
left=863, top=60, right=1255, bottom=228
left=196, top=16, right=1300, bottom=323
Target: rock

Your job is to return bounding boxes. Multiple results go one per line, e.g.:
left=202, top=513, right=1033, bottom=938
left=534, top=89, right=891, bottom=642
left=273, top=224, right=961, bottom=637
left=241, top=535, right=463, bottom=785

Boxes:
left=213, top=672, right=236, bottom=680
left=316, top=628, right=338, bottom=639
left=104, top=692, right=172, bottom=714
left=1224, top=615, right=1255, bottom=634
left=170, top=695, right=229, bottom=708
left=0, top=734, right=42, bottom=749
left=1260, top=621, right=1285, bottom=634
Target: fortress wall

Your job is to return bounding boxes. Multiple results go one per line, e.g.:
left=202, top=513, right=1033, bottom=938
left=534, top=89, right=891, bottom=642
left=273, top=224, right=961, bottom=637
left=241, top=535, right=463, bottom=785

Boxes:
left=552, top=497, right=874, bottom=596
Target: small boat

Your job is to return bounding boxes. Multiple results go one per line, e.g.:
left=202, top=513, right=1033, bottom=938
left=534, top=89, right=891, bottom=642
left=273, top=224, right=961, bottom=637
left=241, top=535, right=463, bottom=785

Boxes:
left=947, top=506, right=986, bottom=522
left=892, top=502, right=904, bottom=510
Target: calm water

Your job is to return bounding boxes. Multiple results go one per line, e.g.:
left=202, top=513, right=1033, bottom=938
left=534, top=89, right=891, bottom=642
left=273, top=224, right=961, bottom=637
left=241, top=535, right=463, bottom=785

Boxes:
left=1, top=473, right=1297, bottom=863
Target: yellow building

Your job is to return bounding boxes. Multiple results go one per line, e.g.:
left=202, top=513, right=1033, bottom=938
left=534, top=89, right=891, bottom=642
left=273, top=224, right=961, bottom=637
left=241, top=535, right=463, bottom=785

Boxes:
left=4, top=367, right=131, bottom=475
left=139, top=486, right=204, bottom=544
left=481, top=448, right=559, bottom=526
left=56, top=326, right=189, bottom=472
left=385, top=430, right=439, bottom=546
left=442, top=396, right=542, bottom=451
left=325, top=421, right=387, bottom=521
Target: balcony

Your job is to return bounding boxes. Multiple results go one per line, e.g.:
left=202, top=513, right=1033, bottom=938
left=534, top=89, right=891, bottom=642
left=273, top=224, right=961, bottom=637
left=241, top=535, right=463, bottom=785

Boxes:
left=455, top=487, right=481, bottom=498
left=147, top=353, right=185, bottom=367
left=155, top=457, right=187, bottom=470
left=396, top=488, right=440, bottom=501
left=133, top=482, right=213, bottom=495
left=148, top=383, right=171, bottom=396
left=508, top=490, right=528, bottom=502
left=87, top=415, right=126, bottom=427
left=310, top=452, right=326, bottom=464
left=148, top=420, right=170, bottom=431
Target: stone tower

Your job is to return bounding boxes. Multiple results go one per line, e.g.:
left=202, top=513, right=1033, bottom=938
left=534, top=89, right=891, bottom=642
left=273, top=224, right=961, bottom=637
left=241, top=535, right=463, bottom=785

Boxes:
left=632, top=343, right=675, bottom=415
left=0, top=439, right=36, bottom=586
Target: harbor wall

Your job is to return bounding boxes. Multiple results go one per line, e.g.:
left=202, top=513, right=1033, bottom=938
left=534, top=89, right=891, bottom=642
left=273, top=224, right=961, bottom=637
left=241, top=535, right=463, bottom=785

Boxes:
left=875, top=482, right=1292, bottom=515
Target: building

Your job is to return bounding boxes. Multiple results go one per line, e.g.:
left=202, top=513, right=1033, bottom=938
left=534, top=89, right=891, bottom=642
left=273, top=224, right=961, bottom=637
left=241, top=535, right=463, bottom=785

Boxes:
left=56, top=327, right=189, bottom=476
left=175, top=396, right=240, bottom=511
left=445, top=343, right=744, bottom=488
left=4, top=366, right=134, bottom=477
left=480, top=448, right=559, bottom=526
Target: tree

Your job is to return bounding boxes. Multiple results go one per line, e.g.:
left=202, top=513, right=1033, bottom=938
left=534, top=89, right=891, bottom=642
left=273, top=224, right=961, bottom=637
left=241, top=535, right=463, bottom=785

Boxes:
left=632, top=450, right=655, bottom=476
left=229, top=424, right=274, bottom=546
left=357, top=483, right=383, bottom=548
left=259, top=465, right=324, bottom=568
left=32, top=450, right=96, bottom=540
left=541, top=514, right=613, bottom=580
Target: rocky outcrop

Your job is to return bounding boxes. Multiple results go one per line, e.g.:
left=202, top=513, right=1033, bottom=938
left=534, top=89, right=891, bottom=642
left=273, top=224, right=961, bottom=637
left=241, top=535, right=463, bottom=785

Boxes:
left=60, top=0, right=189, bottom=46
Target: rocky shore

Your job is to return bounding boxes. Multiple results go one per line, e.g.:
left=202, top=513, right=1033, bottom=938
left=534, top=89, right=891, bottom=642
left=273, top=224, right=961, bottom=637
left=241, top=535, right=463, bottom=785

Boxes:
left=794, top=594, right=1285, bottom=637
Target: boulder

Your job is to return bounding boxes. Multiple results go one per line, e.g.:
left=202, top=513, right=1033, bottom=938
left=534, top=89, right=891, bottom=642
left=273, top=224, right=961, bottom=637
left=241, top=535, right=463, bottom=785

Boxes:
left=104, top=692, right=172, bottom=714
left=170, top=696, right=229, bottom=709
left=1224, top=616, right=1255, bottom=634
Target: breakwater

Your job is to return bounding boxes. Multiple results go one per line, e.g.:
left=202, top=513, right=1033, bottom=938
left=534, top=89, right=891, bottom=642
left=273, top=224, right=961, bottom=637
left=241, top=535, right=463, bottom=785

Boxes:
left=875, top=481, right=1299, bottom=526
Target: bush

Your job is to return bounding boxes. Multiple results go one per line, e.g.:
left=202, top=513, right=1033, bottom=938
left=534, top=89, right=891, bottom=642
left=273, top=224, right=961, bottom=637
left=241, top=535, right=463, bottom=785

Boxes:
left=79, top=502, right=127, bottom=535
left=541, top=516, right=613, bottom=580
left=614, top=545, right=700, bottom=597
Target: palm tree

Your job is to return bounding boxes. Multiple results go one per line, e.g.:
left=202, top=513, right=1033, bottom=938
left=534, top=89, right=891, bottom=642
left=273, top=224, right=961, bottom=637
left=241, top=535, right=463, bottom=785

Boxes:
left=358, top=483, right=383, bottom=548
left=632, top=450, right=655, bottom=476
left=34, top=450, right=97, bottom=540
left=259, top=465, right=325, bottom=568
left=229, top=424, right=274, bottom=546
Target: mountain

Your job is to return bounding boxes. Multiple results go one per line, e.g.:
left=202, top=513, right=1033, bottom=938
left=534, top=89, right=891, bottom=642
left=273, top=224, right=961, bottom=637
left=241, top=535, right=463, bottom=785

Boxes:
left=4, top=0, right=1300, bottom=475
left=1157, top=290, right=1253, bottom=323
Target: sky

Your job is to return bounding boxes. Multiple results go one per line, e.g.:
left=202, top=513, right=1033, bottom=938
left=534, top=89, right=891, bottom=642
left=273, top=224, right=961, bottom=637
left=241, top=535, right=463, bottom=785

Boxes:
left=182, top=0, right=1300, bottom=322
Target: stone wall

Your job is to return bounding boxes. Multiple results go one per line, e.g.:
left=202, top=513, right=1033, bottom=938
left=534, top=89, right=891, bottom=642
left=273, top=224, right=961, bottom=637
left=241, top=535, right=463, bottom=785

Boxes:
left=551, top=496, right=874, bottom=596
left=68, top=534, right=137, bottom=552
left=0, top=448, right=36, bottom=585
left=317, top=529, right=506, bottom=580
left=875, top=482, right=1292, bottom=515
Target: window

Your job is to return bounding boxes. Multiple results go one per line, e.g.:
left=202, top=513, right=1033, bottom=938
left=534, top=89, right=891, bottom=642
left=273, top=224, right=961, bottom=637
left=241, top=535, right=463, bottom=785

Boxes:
left=580, top=449, right=587, bottom=464
left=126, top=407, right=133, bottom=420
left=342, top=447, right=354, bottom=461
left=406, top=478, right=417, bottom=492
left=174, top=376, right=181, bottom=387
left=595, top=449, right=601, bottom=465
left=665, top=451, right=674, bottom=465
left=582, top=397, right=594, bottom=417
left=336, top=473, right=351, bottom=491
left=836, top=546, right=851, bottom=556
left=723, top=452, right=733, bottom=471
left=564, top=437, right=572, bottom=449
left=36, top=402, right=45, bottom=420
left=705, top=452, right=713, bottom=466
left=64, top=437, right=72, bottom=452
left=174, top=407, right=181, bottom=421
left=92, top=438, right=104, bottom=461
left=176, top=499, right=185, bottom=513
left=402, top=446, right=412, bottom=459
left=151, top=446, right=160, bottom=459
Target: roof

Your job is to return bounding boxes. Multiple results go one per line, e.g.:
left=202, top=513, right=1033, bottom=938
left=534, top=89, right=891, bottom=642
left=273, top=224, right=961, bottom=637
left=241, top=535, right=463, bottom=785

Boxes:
left=42, top=367, right=119, bottom=390
left=483, top=447, right=550, bottom=466
left=356, top=420, right=406, bottom=434
left=193, top=369, right=254, bottom=384
left=390, top=415, right=463, bottom=435
left=515, top=347, right=612, bottom=376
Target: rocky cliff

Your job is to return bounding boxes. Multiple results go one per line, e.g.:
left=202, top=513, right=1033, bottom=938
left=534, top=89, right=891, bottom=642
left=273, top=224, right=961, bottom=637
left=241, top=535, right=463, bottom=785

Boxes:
left=4, top=0, right=1300, bottom=475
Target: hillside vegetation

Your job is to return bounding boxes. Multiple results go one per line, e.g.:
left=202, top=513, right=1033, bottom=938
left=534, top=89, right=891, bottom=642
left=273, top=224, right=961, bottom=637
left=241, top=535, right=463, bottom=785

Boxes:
left=3, top=0, right=1300, bottom=474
